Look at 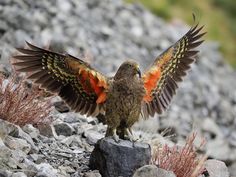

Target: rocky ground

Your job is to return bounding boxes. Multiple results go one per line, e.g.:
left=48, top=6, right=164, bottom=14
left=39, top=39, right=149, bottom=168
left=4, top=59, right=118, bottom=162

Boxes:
left=0, top=0, right=235, bottom=176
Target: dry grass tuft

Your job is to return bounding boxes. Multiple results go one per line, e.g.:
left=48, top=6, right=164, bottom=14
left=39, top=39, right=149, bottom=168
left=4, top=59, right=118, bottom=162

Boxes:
left=0, top=74, right=53, bottom=126
left=152, top=133, right=207, bottom=177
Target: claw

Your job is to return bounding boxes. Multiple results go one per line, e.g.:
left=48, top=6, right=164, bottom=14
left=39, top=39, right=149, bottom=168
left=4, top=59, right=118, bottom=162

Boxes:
left=112, top=129, right=120, bottom=143
left=124, top=128, right=138, bottom=142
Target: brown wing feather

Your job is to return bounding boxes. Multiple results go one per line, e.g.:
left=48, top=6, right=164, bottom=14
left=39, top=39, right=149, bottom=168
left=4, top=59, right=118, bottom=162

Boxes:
left=142, top=24, right=206, bottom=117
left=12, top=42, right=108, bottom=116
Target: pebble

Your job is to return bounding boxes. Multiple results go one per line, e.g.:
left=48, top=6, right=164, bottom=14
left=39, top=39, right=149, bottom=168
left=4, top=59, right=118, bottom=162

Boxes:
left=0, top=0, right=235, bottom=176
left=133, top=165, right=176, bottom=177
left=205, top=159, right=229, bottom=177
left=54, top=122, right=75, bottom=136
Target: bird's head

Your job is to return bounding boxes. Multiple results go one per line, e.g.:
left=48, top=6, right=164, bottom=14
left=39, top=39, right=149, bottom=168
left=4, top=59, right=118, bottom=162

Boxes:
left=114, top=60, right=141, bottom=80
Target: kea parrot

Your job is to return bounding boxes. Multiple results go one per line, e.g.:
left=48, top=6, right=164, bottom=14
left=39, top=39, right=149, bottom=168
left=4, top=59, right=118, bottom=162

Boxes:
left=12, top=23, right=205, bottom=141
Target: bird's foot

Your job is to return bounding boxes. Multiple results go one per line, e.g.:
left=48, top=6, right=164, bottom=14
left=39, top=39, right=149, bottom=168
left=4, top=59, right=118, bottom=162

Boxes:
left=112, top=129, right=120, bottom=143
left=113, top=134, right=120, bottom=143
left=124, top=135, right=139, bottom=142
left=124, top=128, right=139, bottom=142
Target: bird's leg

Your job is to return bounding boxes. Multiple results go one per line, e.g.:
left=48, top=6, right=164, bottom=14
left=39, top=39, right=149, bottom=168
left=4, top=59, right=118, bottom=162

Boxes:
left=105, top=127, right=120, bottom=143
left=112, top=128, right=120, bottom=143
left=117, top=127, right=125, bottom=139
left=124, top=128, right=138, bottom=142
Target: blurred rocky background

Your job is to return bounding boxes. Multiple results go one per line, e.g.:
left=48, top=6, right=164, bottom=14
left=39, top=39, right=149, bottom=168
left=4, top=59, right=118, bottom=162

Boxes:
left=0, top=0, right=235, bottom=176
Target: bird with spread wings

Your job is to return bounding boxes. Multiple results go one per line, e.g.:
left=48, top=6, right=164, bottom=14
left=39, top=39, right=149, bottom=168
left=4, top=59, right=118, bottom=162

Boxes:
left=12, top=22, right=205, bottom=141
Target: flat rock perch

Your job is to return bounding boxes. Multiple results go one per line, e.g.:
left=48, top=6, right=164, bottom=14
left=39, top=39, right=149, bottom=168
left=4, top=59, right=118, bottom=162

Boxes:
left=89, top=137, right=151, bottom=177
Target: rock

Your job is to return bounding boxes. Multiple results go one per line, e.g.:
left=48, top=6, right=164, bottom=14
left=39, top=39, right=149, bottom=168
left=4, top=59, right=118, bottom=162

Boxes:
left=0, top=170, right=12, bottom=177
left=83, top=130, right=104, bottom=145
left=58, top=165, right=75, bottom=174
left=229, top=161, right=236, bottom=177
left=205, top=159, right=229, bottom=177
left=21, top=158, right=38, bottom=177
left=22, top=124, right=40, bottom=140
left=0, top=138, right=17, bottom=169
left=56, top=112, right=81, bottom=123
left=228, top=130, right=236, bottom=147
left=54, top=122, right=75, bottom=136
left=60, top=136, right=75, bottom=146
left=205, top=138, right=236, bottom=161
left=201, top=118, right=223, bottom=138
left=0, top=0, right=235, bottom=176
left=4, top=136, right=31, bottom=154
left=12, top=172, right=27, bottom=177
left=133, top=165, right=176, bottom=177
left=35, top=163, right=58, bottom=177
left=37, top=123, right=57, bottom=137
left=84, top=170, right=102, bottom=177
left=0, top=64, right=11, bottom=77
left=14, top=30, right=31, bottom=46
left=29, top=153, right=39, bottom=162
left=0, top=120, right=38, bottom=153
left=0, top=120, right=11, bottom=140
left=90, top=137, right=151, bottom=177
left=53, top=101, right=70, bottom=113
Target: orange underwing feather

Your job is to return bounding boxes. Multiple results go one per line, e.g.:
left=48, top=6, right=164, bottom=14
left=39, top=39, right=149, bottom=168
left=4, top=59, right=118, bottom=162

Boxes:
left=96, top=92, right=107, bottom=104
left=142, top=23, right=206, bottom=117
left=12, top=42, right=108, bottom=116
left=143, top=67, right=161, bottom=101
left=89, top=73, right=100, bottom=94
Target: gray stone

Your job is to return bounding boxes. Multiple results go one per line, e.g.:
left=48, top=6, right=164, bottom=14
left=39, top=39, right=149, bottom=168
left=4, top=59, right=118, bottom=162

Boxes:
left=4, top=136, right=31, bottom=154
left=0, top=64, right=11, bottom=77
left=229, top=161, right=236, bottom=177
left=37, top=123, right=56, bottom=137
left=84, top=170, right=102, bottom=177
left=54, top=122, right=75, bottom=136
left=0, top=170, right=12, bottom=177
left=90, top=137, right=151, bottom=177
left=0, top=120, right=11, bottom=140
left=0, top=120, right=38, bottom=153
left=0, top=0, right=236, bottom=176
left=56, top=112, right=81, bottom=123
left=205, top=138, right=236, bottom=161
left=53, top=101, right=70, bottom=113
left=84, top=130, right=104, bottom=145
left=133, top=165, right=176, bottom=177
left=21, top=158, right=38, bottom=177
left=0, top=138, right=17, bottom=169
left=12, top=172, right=27, bottom=177
left=58, top=165, right=75, bottom=174
left=201, top=118, right=223, bottom=138
left=205, top=159, right=229, bottom=177
left=35, top=163, right=58, bottom=177
left=14, top=30, right=31, bottom=46
left=22, top=124, right=40, bottom=140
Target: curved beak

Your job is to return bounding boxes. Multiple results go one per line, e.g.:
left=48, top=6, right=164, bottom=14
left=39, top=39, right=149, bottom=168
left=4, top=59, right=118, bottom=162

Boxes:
left=137, top=67, right=141, bottom=78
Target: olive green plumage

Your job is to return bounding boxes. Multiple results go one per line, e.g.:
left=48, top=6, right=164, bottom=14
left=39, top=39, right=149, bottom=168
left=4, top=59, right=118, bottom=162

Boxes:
left=105, top=61, right=145, bottom=140
left=12, top=23, right=205, bottom=141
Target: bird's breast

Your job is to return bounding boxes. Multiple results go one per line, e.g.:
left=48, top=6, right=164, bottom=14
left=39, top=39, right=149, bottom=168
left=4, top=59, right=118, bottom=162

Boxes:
left=107, top=79, right=145, bottom=110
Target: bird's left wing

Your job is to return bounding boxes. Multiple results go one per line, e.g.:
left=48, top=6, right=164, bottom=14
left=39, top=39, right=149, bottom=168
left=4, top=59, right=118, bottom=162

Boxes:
left=12, top=42, right=108, bottom=116
left=142, top=24, right=206, bottom=118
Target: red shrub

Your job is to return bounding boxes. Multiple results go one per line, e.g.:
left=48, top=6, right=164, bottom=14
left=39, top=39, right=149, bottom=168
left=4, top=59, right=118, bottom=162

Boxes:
left=0, top=74, right=53, bottom=126
left=152, top=133, right=207, bottom=177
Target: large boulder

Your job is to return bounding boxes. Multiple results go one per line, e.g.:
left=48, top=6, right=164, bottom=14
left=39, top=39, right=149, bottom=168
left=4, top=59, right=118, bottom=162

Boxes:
left=90, top=137, right=151, bottom=177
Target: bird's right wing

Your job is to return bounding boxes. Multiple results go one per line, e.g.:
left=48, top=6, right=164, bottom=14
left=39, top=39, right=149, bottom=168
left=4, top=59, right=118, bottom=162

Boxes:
left=142, top=24, right=206, bottom=118
left=12, top=42, right=109, bottom=116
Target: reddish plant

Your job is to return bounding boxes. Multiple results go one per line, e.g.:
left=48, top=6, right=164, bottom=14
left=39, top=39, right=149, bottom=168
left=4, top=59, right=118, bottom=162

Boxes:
left=0, top=74, right=53, bottom=126
left=152, top=133, right=207, bottom=177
